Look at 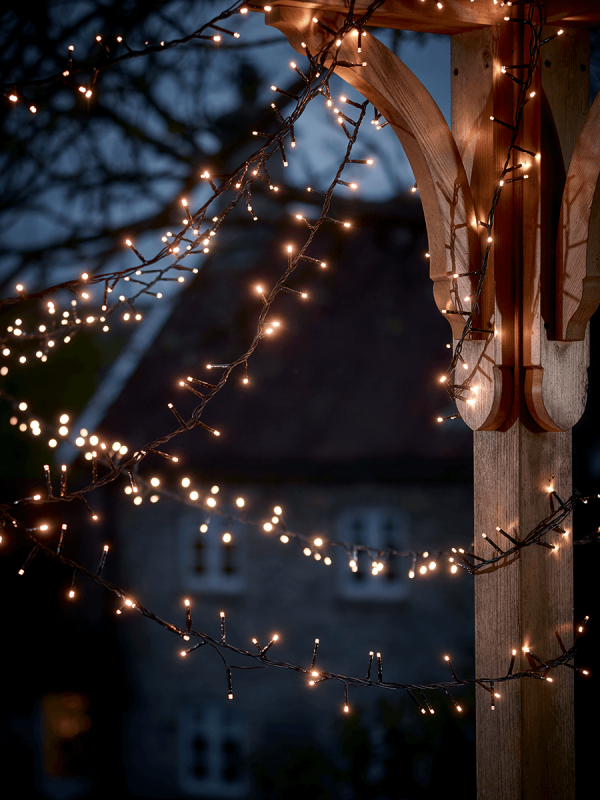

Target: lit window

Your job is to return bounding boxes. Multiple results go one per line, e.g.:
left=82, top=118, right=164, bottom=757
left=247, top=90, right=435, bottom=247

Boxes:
left=179, top=704, right=248, bottom=797
left=179, top=513, right=246, bottom=594
left=336, top=507, right=410, bottom=600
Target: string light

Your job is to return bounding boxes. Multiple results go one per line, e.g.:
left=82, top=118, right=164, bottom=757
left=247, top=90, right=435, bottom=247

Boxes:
left=437, top=0, right=547, bottom=414
left=0, top=0, right=595, bottom=731
left=17, top=497, right=587, bottom=715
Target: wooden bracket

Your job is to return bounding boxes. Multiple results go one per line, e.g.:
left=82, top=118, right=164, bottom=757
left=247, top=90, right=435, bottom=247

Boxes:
left=266, top=7, right=600, bottom=432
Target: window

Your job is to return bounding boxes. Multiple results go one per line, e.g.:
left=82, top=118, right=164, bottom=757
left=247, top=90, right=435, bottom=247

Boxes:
left=179, top=704, right=248, bottom=797
left=336, top=506, right=410, bottom=601
left=179, top=513, right=246, bottom=594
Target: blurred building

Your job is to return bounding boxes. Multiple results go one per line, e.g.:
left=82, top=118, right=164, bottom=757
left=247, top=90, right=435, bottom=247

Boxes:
left=98, top=193, right=475, bottom=797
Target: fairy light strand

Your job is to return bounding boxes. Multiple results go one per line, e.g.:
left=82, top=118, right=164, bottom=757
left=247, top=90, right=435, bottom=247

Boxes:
left=4, top=515, right=590, bottom=715
left=0, top=0, right=594, bottom=721
left=1, top=38, right=380, bottom=521
left=441, top=0, right=546, bottom=407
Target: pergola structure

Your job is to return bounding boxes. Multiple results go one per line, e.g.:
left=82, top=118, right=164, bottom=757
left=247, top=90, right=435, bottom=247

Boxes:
left=255, top=2, right=600, bottom=798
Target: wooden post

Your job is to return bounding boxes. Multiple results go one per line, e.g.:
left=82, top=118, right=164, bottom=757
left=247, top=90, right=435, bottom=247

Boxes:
left=261, top=2, right=600, bottom=797
left=452, top=24, right=590, bottom=799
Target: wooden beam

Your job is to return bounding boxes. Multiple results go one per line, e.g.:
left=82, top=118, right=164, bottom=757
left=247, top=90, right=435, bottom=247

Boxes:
left=473, top=427, right=574, bottom=800
left=264, top=6, right=595, bottom=798
left=255, top=1, right=600, bottom=35
left=452, top=23, right=586, bottom=798
left=557, top=92, right=600, bottom=341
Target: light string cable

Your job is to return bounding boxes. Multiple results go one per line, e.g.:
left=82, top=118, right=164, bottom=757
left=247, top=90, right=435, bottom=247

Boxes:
left=0, top=0, right=385, bottom=325
left=0, top=2, right=387, bottom=516
left=2, top=2, right=253, bottom=105
left=442, top=0, right=545, bottom=406
left=1, top=413, right=597, bottom=578
left=1, top=375, right=597, bottom=577
left=4, top=514, right=591, bottom=715
left=112, top=478, right=600, bottom=576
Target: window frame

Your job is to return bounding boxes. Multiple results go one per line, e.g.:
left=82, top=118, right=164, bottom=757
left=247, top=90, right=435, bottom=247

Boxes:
left=178, top=704, right=249, bottom=798
left=179, top=512, right=247, bottom=595
left=335, top=506, right=410, bottom=601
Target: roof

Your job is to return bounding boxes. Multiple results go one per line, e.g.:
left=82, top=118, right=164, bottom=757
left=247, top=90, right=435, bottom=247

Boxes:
left=102, top=193, right=472, bottom=482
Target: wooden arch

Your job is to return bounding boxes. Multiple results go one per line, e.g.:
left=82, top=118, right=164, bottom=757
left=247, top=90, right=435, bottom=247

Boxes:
left=268, top=6, right=509, bottom=430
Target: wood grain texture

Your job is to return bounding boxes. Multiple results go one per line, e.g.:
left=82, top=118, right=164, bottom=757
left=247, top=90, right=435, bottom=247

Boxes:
left=257, top=1, right=600, bottom=34
left=451, top=27, right=519, bottom=431
left=556, top=91, right=600, bottom=341
left=474, top=426, right=574, bottom=800
left=268, top=6, right=480, bottom=340
left=459, top=22, right=577, bottom=800
left=266, top=8, right=589, bottom=798
left=524, top=29, right=591, bottom=430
